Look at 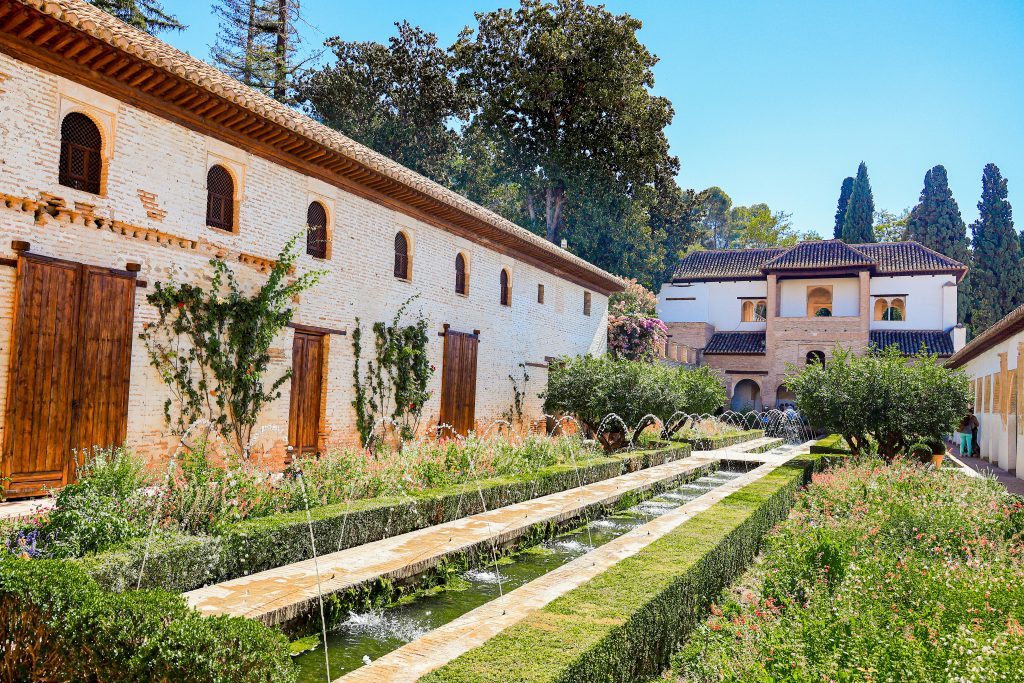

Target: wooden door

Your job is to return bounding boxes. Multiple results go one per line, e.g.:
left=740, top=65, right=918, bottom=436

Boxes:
left=288, top=330, right=324, bottom=457
left=2, top=255, right=136, bottom=497
left=439, top=330, right=479, bottom=437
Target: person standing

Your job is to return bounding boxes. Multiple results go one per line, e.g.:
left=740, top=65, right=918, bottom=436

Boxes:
left=958, top=409, right=979, bottom=458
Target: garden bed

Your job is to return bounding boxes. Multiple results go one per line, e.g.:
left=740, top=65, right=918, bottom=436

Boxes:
left=79, top=444, right=692, bottom=593
left=667, top=459, right=1024, bottom=682
left=808, top=433, right=853, bottom=454
left=422, top=453, right=823, bottom=683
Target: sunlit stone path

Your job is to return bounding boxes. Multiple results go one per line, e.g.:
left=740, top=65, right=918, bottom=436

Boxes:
left=185, top=438, right=783, bottom=627
left=336, top=441, right=812, bottom=682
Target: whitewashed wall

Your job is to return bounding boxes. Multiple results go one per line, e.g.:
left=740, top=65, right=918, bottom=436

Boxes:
left=657, top=280, right=768, bottom=331
left=778, top=277, right=859, bottom=318
left=869, top=274, right=958, bottom=331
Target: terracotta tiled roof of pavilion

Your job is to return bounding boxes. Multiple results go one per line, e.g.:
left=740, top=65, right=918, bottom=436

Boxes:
left=671, top=248, right=786, bottom=282
left=0, top=0, right=622, bottom=293
left=672, top=240, right=967, bottom=282
left=704, top=331, right=766, bottom=355
left=870, top=329, right=955, bottom=357
left=762, top=240, right=875, bottom=271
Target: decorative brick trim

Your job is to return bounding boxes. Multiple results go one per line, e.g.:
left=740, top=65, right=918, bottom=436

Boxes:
left=0, top=189, right=283, bottom=274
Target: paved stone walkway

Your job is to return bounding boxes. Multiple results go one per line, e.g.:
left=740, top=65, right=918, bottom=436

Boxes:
left=186, top=438, right=779, bottom=626
left=0, top=496, right=54, bottom=521
left=336, top=443, right=810, bottom=682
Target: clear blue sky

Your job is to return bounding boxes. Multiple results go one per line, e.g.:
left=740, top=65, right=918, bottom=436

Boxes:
left=161, top=0, right=1024, bottom=235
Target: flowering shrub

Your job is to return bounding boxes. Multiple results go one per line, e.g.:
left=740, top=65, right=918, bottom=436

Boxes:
left=607, top=313, right=668, bottom=362
left=670, top=460, right=1024, bottom=682
left=6, top=435, right=597, bottom=559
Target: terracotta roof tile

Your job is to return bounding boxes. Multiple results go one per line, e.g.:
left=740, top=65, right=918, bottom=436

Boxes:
left=704, top=331, right=766, bottom=355
left=870, top=329, right=955, bottom=356
left=672, top=241, right=966, bottom=282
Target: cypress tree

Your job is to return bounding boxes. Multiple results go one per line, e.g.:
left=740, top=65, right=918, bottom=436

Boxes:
left=969, top=164, right=1024, bottom=335
left=906, top=165, right=972, bottom=324
left=89, top=0, right=184, bottom=34
left=841, top=162, right=875, bottom=243
left=833, top=176, right=854, bottom=238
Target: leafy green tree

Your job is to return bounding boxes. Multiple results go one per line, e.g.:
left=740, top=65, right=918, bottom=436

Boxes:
left=88, top=0, right=184, bottom=34
left=873, top=208, right=910, bottom=243
left=833, top=176, right=854, bottom=239
left=841, top=162, right=875, bottom=243
left=698, top=186, right=733, bottom=249
left=731, top=205, right=801, bottom=248
left=544, top=356, right=724, bottom=451
left=969, top=163, right=1024, bottom=335
left=453, top=0, right=676, bottom=245
left=300, top=22, right=471, bottom=185
left=785, top=345, right=969, bottom=462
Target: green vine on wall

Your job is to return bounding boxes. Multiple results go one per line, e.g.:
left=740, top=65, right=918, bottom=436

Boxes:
left=502, top=362, right=531, bottom=426
left=140, top=233, right=324, bottom=455
left=351, top=297, right=434, bottom=449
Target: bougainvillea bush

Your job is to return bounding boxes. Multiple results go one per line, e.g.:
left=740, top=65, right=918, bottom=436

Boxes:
left=670, top=460, right=1024, bottom=682
left=607, top=278, right=668, bottom=362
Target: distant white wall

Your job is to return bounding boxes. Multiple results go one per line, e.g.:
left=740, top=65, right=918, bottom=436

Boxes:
left=779, top=277, right=859, bottom=318
left=869, top=274, right=957, bottom=331
left=658, top=280, right=768, bottom=332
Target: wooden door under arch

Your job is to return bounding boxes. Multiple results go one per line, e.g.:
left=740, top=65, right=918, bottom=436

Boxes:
left=439, top=330, right=479, bottom=438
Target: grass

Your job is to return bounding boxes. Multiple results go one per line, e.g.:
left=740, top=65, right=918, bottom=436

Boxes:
left=422, top=455, right=821, bottom=683
left=668, top=458, right=1024, bottom=682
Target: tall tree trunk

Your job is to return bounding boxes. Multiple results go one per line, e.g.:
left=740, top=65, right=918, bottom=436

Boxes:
left=273, top=0, right=289, bottom=101
left=545, top=185, right=565, bottom=244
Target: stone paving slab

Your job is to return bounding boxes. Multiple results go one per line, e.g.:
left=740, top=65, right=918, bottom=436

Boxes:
left=335, top=443, right=810, bottom=682
left=185, top=451, right=738, bottom=626
left=0, top=496, right=54, bottom=521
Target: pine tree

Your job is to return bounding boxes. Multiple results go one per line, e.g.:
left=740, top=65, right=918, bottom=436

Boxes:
left=89, top=0, right=184, bottom=34
left=211, top=0, right=303, bottom=103
left=842, top=161, right=875, bottom=243
left=833, top=176, right=854, bottom=239
left=968, top=164, right=1024, bottom=335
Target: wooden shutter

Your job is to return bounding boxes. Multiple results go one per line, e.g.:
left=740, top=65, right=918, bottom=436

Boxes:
left=2, top=255, right=136, bottom=497
left=439, top=330, right=479, bottom=437
left=288, top=331, right=324, bottom=457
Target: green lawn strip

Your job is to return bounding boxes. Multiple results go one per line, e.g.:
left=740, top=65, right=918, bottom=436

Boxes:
left=79, top=445, right=691, bottom=593
left=0, top=556, right=295, bottom=682
left=809, top=433, right=852, bottom=454
left=675, top=429, right=765, bottom=451
left=422, top=454, right=823, bottom=683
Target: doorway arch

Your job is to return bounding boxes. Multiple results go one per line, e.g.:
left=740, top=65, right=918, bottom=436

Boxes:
left=731, top=378, right=762, bottom=412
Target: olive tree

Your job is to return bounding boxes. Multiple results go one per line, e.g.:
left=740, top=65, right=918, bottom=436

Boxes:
left=784, top=344, right=970, bottom=462
left=543, top=356, right=724, bottom=451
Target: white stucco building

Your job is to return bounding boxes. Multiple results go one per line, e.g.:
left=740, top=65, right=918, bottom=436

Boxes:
left=0, top=0, right=621, bottom=497
left=946, top=305, right=1024, bottom=477
left=657, top=240, right=967, bottom=410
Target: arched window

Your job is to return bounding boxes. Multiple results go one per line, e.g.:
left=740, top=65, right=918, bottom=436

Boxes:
left=59, top=112, right=103, bottom=194
left=741, top=300, right=754, bottom=322
left=806, top=350, right=826, bottom=365
left=583, top=291, right=592, bottom=316
left=885, top=297, right=905, bottom=321
left=500, top=268, right=511, bottom=306
left=455, top=253, right=468, bottom=295
left=394, top=232, right=410, bottom=279
left=206, top=165, right=235, bottom=231
left=806, top=286, right=833, bottom=317
left=874, top=298, right=889, bottom=320
left=306, top=201, right=328, bottom=258
left=754, top=300, right=767, bottom=321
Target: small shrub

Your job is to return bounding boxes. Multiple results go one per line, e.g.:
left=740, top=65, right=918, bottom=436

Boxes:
left=544, top=356, right=725, bottom=450
left=0, top=556, right=295, bottom=681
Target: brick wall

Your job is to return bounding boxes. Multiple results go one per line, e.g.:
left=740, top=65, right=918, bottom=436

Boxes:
left=0, top=53, right=609, bottom=471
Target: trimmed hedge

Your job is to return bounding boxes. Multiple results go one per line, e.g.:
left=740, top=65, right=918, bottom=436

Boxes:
left=0, top=556, right=295, bottom=682
left=82, top=446, right=691, bottom=593
left=809, top=433, right=853, bottom=454
left=676, top=429, right=764, bottom=451
left=422, top=454, right=823, bottom=683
